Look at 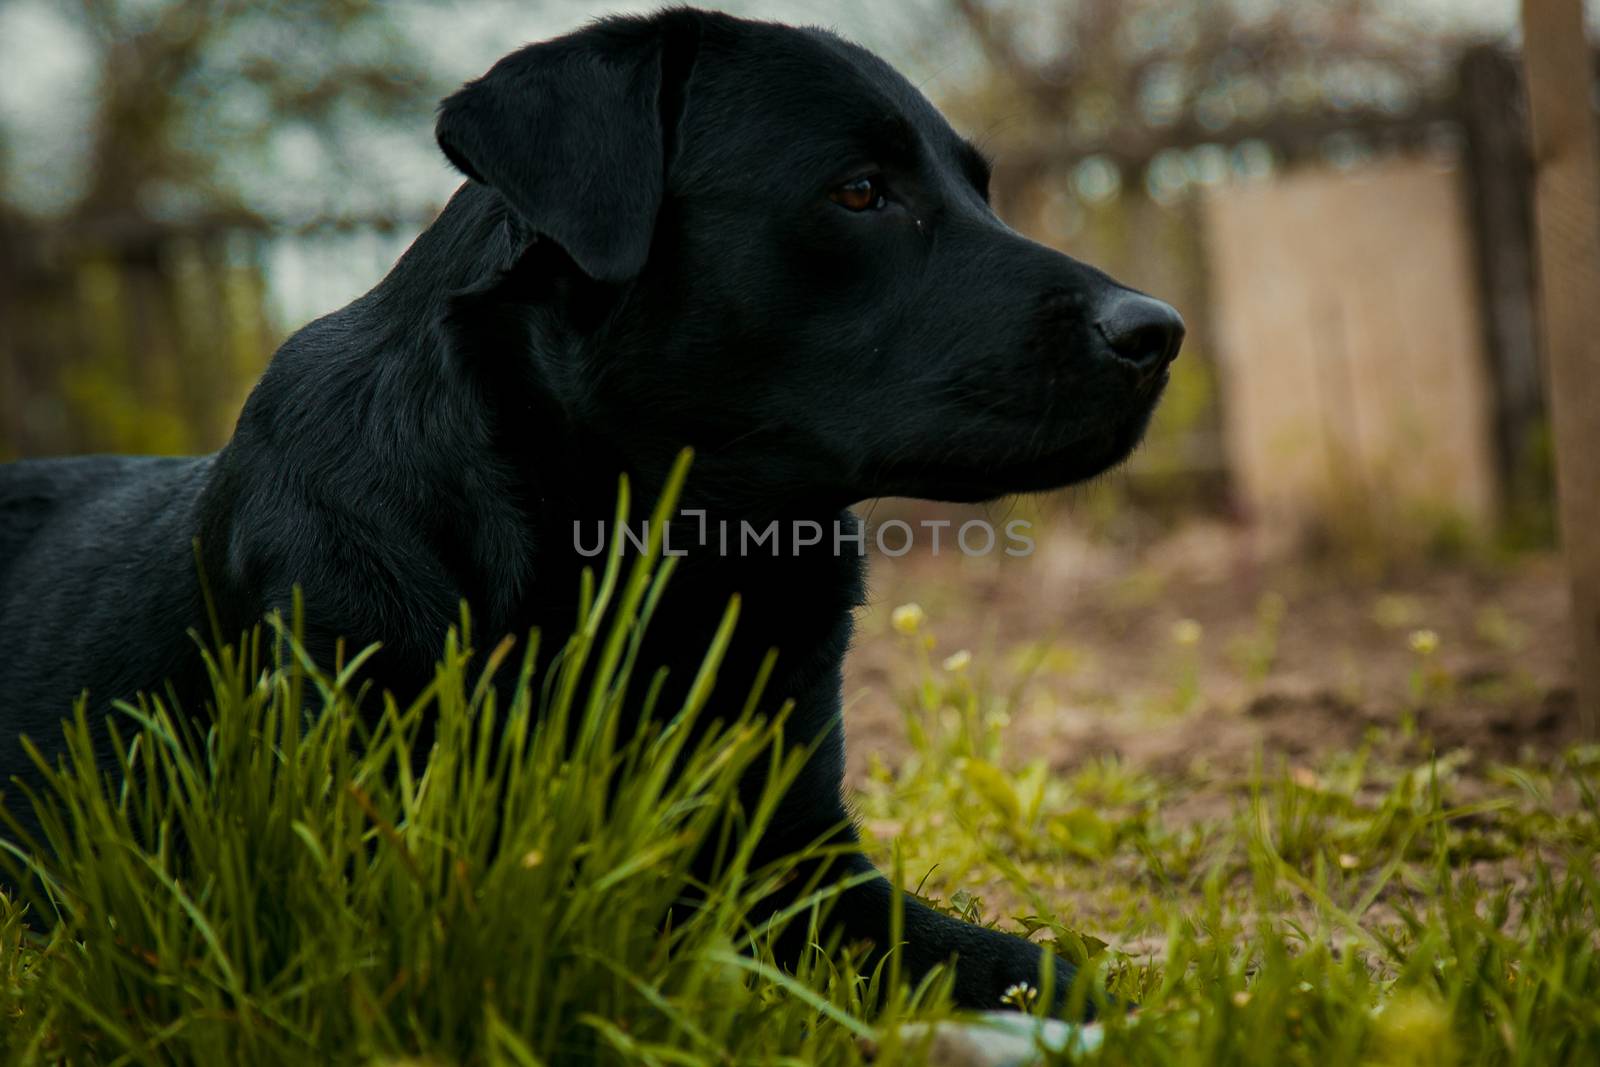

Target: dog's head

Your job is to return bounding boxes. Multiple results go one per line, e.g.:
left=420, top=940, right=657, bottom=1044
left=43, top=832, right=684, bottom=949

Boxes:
left=435, top=9, right=1182, bottom=507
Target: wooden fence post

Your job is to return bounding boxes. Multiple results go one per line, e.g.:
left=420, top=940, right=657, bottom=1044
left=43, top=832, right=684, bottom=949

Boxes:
left=1520, top=0, right=1600, bottom=732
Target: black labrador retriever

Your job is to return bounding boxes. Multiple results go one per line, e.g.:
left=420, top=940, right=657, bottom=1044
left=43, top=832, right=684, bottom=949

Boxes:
left=0, top=8, right=1181, bottom=1014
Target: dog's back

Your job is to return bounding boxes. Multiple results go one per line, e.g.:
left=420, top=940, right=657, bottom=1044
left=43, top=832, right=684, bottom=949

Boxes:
left=0, top=456, right=214, bottom=841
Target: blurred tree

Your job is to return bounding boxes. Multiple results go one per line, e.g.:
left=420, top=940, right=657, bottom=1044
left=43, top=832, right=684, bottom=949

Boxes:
left=0, top=0, right=440, bottom=458
left=63, top=0, right=436, bottom=223
left=942, top=0, right=1474, bottom=171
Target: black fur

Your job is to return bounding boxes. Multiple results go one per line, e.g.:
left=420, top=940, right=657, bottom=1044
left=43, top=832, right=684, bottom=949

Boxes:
left=0, top=8, right=1183, bottom=1015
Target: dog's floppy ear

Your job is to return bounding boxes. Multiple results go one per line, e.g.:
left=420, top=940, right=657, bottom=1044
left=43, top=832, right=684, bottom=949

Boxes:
left=435, top=16, right=696, bottom=283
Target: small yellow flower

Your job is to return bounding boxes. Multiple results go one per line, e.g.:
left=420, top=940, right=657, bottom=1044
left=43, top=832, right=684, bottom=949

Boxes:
left=1408, top=629, right=1440, bottom=656
left=891, top=602, right=926, bottom=635
left=520, top=849, right=544, bottom=869
left=1338, top=852, right=1361, bottom=870
left=1172, top=618, right=1203, bottom=646
left=1232, top=990, right=1252, bottom=1008
left=942, top=649, right=972, bottom=673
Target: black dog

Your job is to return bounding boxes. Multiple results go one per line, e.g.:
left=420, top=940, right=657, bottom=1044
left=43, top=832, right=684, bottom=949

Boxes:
left=0, top=9, right=1181, bottom=1014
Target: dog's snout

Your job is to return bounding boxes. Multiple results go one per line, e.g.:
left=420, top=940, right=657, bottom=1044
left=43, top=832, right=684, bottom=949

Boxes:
left=1095, top=293, right=1185, bottom=379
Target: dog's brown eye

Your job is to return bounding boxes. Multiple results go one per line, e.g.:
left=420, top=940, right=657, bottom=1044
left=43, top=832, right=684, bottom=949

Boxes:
left=830, top=176, right=886, bottom=212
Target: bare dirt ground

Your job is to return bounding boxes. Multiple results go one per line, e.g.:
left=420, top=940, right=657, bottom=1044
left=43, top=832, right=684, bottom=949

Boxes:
left=844, top=514, right=1578, bottom=799
left=840, top=515, right=1583, bottom=943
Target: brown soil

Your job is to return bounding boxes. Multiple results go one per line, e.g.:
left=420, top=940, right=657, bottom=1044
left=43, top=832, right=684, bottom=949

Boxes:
left=840, top=517, right=1582, bottom=941
left=844, top=517, right=1579, bottom=786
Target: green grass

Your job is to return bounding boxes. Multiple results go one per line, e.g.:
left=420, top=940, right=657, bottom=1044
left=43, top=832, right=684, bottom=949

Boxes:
left=1, top=463, right=1597, bottom=1063
left=860, top=611, right=1600, bottom=1064
left=0, top=458, right=954, bottom=1064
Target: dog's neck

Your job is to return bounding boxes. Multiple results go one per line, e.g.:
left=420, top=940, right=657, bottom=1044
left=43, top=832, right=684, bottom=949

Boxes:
left=490, top=439, right=866, bottom=724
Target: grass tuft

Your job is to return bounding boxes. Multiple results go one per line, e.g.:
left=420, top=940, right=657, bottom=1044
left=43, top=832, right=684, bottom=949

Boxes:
left=2, top=481, right=1598, bottom=1063
left=0, top=456, right=951, bottom=1065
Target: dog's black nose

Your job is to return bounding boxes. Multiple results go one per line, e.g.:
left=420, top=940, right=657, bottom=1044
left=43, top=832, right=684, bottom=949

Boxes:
left=1095, top=292, right=1185, bottom=378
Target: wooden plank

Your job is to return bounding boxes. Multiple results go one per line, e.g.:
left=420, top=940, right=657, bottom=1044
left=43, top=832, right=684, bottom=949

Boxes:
left=1520, top=0, right=1600, bottom=732
left=1202, top=159, right=1499, bottom=542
